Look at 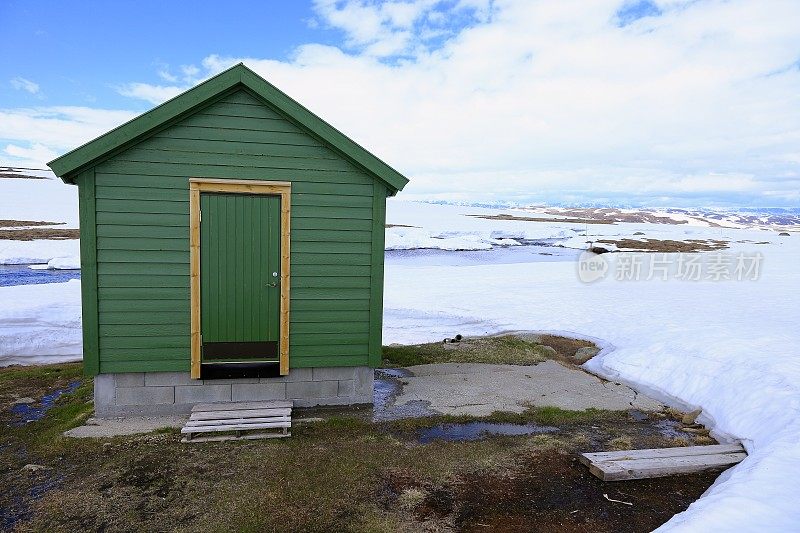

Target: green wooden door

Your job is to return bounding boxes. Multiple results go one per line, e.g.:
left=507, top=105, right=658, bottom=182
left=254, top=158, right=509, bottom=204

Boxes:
left=200, top=193, right=281, bottom=363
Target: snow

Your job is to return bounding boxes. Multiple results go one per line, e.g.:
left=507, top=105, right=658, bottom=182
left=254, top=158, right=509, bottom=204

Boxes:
left=386, top=201, right=576, bottom=250
left=0, top=279, right=82, bottom=366
left=385, top=201, right=786, bottom=252
left=0, top=172, right=80, bottom=267
left=0, top=239, right=80, bottom=265
left=47, top=254, right=81, bottom=270
left=0, top=173, right=78, bottom=227
left=383, top=201, right=800, bottom=531
left=1, top=196, right=798, bottom=528
left=386, top=225, right=498, bottom=250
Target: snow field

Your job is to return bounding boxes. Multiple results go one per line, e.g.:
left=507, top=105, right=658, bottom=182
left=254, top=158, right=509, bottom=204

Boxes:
left=1, top=198, right=798, bottom=529
left=0, top=279, right=82, bottom=366
left=383, top=202, right=800, bottom=531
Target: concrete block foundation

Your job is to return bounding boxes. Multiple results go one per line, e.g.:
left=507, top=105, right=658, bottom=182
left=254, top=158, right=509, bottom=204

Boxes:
left=94, top=367, right=374, bottom=418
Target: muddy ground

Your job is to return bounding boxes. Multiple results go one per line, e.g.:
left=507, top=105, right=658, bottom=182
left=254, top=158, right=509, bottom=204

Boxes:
left=0, top=360, right=725, bottom=533
left=383, top=448, right=716, bottom=532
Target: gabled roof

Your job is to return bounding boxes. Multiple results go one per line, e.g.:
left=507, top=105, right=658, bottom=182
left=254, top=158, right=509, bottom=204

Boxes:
left=48, top=63, right=409, bottom=193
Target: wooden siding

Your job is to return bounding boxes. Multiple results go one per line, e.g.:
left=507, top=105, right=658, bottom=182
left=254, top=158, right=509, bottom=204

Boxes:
left=89, top=88, right=378, bottom=373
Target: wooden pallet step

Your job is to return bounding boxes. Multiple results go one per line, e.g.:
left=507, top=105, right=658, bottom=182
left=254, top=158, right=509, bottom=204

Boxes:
left=185, top=416, right=291, bottom=427
left=190, top=407, right=292, bottom=421
left=182, top=400, right=293, bottom=443
left=192, top=400, right=293, bottom=412
left=581, top=444, right=746, bottom=481
left=181, top=431, right=291, bottom=443
left=181, top=421, right=291, bottom=434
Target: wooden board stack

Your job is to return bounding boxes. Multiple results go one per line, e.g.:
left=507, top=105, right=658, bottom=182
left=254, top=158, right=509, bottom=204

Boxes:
left=580, top=443, right=747, bottom=481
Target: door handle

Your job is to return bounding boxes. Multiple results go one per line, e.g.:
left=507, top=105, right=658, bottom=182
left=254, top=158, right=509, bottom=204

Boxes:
left=266, top=282, right=278, bottom=288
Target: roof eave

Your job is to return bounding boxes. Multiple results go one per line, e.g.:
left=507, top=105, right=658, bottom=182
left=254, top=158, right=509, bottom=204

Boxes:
left=48, top=64, right=246, bottom=184
left=48, top=63, right=409, bottom=193
left=237, top=68, right=409, bottom=193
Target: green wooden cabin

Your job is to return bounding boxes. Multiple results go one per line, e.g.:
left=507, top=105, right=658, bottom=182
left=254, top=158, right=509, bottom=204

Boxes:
left=48, top=64, right=408, bottom=416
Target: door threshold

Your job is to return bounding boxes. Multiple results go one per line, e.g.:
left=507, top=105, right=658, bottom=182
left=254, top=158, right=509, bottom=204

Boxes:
left=200, top=362, right=282, bottom=380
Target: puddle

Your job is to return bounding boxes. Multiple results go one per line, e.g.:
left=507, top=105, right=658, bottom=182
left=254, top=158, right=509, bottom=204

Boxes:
left=629, top=410, right=697, bottom=440
left=9, top=381, right=81, bottom=426
left=0, top=264, right=80, bottom=287
left=3, top=381, right=80, bottom=527
left=0, top=470, right=63, bottom=531
left=373, top=369, right=436, bottom=422
left=654, top=419, right=696, bottom=440
left=416, top=422, right=559, bottom=444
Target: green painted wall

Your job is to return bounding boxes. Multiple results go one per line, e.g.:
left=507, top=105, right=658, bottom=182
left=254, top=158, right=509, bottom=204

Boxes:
left=75, top=88, right=388, bottom=375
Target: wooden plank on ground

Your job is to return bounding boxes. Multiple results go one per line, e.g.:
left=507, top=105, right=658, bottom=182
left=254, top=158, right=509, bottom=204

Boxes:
left=579, top=444, right=745, bottom=466
left=581, top=444, right=747, bottom=481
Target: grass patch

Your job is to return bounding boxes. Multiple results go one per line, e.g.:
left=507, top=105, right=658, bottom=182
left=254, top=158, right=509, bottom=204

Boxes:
left=526, top=405, right=621, bottom=425
left=0, top=363, right=92, bottom=446
left=384, top=335, right=552, bottom=367
left=152, top=426, right=180, bottom=435
left=0, top=362, right=82, bottom=385
left=386, top=406, right=623, bottom=433
left=607, top=436, right=634, bottom=450
left=18, top=382, right=94, bottom=445
left=383, top=334, right=599, bottom=367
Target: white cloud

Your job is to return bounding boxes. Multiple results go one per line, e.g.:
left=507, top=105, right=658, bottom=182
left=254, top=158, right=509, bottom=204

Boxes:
left=10, top=77, right=40, bottom=95
left=116, top=62, right=208, bottom=105
left=157, top=68, right=178, bottom=83
left=310, top=0, right=490, bottom=57
left=3, top=143, right=58, bottom=168
left=0, top=106, right=137, bottom=167
left=252, top=0, right=798, bottom=205
left=181, top=64, right=201, bottom=80
left=116, top=82, right=184, bottom=104
left=5, top=0, right=800, bottom=205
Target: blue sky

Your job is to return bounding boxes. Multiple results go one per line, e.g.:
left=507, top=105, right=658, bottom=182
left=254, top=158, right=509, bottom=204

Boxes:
left=1, top=0, right=799, bottom=207
left=0, top=1, right=340, bottom=110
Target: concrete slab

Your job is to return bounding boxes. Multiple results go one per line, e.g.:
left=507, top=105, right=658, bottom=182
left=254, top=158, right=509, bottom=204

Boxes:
left=64, top=416, right=186, bottom=438
left=393, top=361, right=664, bottom=416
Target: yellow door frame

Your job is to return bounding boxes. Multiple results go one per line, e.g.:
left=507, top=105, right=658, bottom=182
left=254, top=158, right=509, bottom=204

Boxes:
left=189, top=178, right=291, bottom=379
